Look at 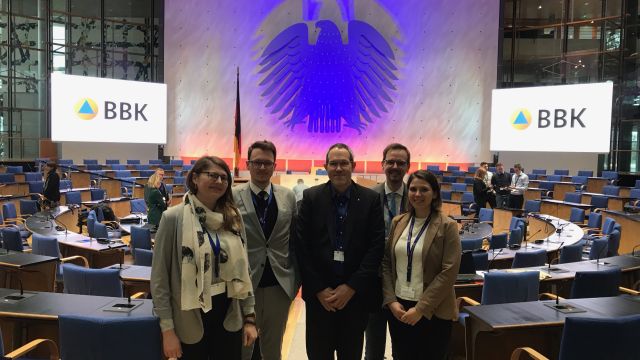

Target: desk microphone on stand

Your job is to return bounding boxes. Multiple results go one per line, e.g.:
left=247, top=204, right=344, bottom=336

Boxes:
left=486, top=248, right=503, bottom=273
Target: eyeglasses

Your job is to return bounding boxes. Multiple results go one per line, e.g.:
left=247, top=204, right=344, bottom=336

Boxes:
left=198, top=172, right=228, bottom=182
left=247, top=160, right=275, bottom=169
left=327, top=160, right=352, bottom=169
left=383, top=159, right=408, bottom=167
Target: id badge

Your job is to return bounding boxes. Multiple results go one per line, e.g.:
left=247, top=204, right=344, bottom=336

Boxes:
left=333, top=250, right=345, bottom=262
left=399, top=285, right=415, bottom=299
left=210, top=281, right=226, bottom=296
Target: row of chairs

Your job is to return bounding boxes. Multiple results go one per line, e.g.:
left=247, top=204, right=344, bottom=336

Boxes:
left=61, top=159, right=188, bottom=165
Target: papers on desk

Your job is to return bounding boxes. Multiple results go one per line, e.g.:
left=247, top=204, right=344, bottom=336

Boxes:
left=477, top=269, right=551, bottom=280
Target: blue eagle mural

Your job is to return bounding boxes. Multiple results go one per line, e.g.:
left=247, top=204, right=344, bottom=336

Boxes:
left=259, top=14, right=398, bottom=134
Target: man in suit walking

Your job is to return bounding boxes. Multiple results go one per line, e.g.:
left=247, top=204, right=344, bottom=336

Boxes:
left=365, top=143, right=410, bottom=360
left=233, top=140, right=299, bottom=360
left=297, top=143, right=385, bottom=360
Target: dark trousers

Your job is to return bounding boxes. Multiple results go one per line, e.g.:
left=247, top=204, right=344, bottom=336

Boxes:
left=509, top=194, right=524, bottom=209
left=386, top=299, right=452, bottom=360
left=364, top=309, right=389, bottom=360
left=180, top=293, right=242, bottom=360
left=306, top=298, right=369, bottom=360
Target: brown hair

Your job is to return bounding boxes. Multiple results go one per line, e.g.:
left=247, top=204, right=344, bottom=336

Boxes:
left=247, top=140, right=277, bottom=161
left=186, top=156, right=242, bottom=233
left=407, top=170, right=442, bottom=214
left=474, top=167, right=487, bottom=181
left=325, top=143, right=354, bottom=164
left=382, top=143, right=410, bottom=164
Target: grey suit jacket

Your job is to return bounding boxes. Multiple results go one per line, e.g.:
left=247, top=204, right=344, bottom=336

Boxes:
left=151, top=203, right=255, bottom=344
left=233, top=183, right=300, bottom=299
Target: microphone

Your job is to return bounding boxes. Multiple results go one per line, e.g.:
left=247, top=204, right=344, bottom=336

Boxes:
left=486, top=248, right=503, bottom=273
left=594, top=240, right=608, bottom=268
left=547, top=242, right=564, bottom=272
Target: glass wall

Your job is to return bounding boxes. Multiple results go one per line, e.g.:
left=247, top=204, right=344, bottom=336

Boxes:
left=0, top=0, right=162, bottom=160
left=500, top=0, right=634, bottom=172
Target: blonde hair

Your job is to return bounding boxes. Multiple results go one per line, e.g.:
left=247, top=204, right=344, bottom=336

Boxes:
left=147, top=173, right=161, bottom=188
left=474, top=167, right=487, bottom=181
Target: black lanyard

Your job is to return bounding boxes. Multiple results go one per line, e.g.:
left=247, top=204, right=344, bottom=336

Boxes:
left=406, top=213, right=432, bottom=282
left=251, top=185, right=274, bottom=231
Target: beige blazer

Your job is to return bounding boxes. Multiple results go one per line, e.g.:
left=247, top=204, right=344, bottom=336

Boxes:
left=151, top=203, right=255, bottom=344
left=381, top=211, right=461, bottom=321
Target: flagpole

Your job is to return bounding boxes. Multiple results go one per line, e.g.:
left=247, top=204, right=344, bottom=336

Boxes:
left=233, top=67, right=241, bottom=178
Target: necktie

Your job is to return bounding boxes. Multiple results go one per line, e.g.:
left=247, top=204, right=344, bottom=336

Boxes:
left=258, top=190, right=268, bottom=201
left=389, top=193, right=397, bottom=218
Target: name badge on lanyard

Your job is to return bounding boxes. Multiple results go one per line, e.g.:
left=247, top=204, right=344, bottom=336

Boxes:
left=333, top=250, right=345, bottom=262
left=405, top=213, right=431, bottom=283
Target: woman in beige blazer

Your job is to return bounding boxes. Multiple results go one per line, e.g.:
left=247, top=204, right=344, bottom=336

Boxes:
left=381, top=170, right=461, bottom=360
left=151, top=156, right=257, bottom=359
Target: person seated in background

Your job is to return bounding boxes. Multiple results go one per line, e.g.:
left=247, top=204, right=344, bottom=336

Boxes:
left=41, top=161, right=60, bottom=209
left=144, top=172, right=168, bottom=228
left=472, top=167, right=492, bottom=217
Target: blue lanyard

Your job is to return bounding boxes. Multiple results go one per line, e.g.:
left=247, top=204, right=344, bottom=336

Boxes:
left=406, top=213, right=432, bottom=282
left=201, top=226, right=220, bottom=256
left=251, top=185, right=274, bottom=230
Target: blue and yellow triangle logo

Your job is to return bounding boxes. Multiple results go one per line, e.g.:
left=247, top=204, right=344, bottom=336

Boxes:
left=510, top=109, right=531, bottom=130
left=74, top=98, right=98, bottom=120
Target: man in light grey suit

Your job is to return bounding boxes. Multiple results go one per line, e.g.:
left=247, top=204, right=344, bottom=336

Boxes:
left=233, top=140, right=299, bottom=360
left=365, top=143, right=411, bottom=360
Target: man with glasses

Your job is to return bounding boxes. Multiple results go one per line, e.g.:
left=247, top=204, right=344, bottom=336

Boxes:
left=365, top=143, right=410, bottom=360
left=297, top=143, right=385, bottom=359
left=232, top=140, right=299, bottom=360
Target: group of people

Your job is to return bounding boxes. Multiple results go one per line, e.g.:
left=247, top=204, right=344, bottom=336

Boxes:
left=472, top=162, right=530, bottom=216
left=151, top=141, right=462, bottom=360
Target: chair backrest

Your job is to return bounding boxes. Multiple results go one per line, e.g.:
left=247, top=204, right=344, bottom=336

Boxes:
left=426, top=165, right=440, bottom=172
left=452, top=183, right=466, bottom=192
left=169, top=159, right=183, bottom=166
left=527, top=173, right=538, bottom=180
left=440, top=190, right=452, bottom=201
left=83, top=159, right=98, bottom=165
left=468, top=166, right=479, bottom=174
left=159, top=164, right=173, bottom=170
left=512, top=249, right=547, bottom=268
left=6, top=165, right=23, bottom=174
left=110, top=164, right=126, bottom=170
left=173, top=176, right=186, bottom=185
left=472, top=252, right=489, bottom=271
left=447, top=165, right=460, bottom=171
left=86, top=164, right=102, bottom=171
left=588, top=238, right=609, bottom=261
left=165, top=184, right=174, bottom=194
left=547, top=175, right=562, bottom=182
left=586, top=212, right=602, bottom=228
left=32, top=233, right=61, bottom=258
left=139, top=170, right=155, bottom=177
left=58, top=159, right=73, bottom=165
left=59, top=314, right=161, bottom=360
left=601, top=170, right=618, bottom=180
left=127, top=159, right=141, bottom=164
left=148, top=159, right=163, bottom=165
left=630, top=188, right=640, bottom=200
left=553, top=169, right=569, bottom=176
left=607, top=229, right=621, bottom=257
left=133, top=248, right=153, bottom=266
left=590, top=195, right=608, bottom=209
left=489, top=233, right=508, bottom=249
left=532, top=169, right=546, bottom=175
left=28, top=181, right=44, bottom=194
left=539, top=181, right=555, bottom=191
left=558, top=315, right=640, bottom=360
left=569, top=208, right=585, bottom=223
left=464, top=177, right=474, bottom=184
left=183, top=164, right=193, bottom=171
left=130, top=226, right=152, bottom=253
left=452, top=170, right=466, bottom=177
left=19, top=199, right=39, bottom=216
left=509, top=217, right=526, bottom=232
left=90, top=188, right=106, bottom=201
left=481, top=271, right=540, bottom=305
left=601, top=217, right=616, bottom=235
left=130, top=199, right=147, bottom=214
left=0, top=173, right=15, bottom=183
left=571, top=175, right=588, bottom=185
left=65, top=191, right=82, bottom=205
left=478, top=208, right=493, bottom=222
left=60, top=179, right=73, bottom=190
left=461, top=238, right=483, bottom=251
left=442, top=176, right=456, bottom=183
left=559, top=243, right=583, bottom=264
left=564, top=192, right=582, bottom=203
left=87, top=211, right=97, bottom=238
left=62, top=264, right=123, bottom=297
left=461, top=192, right=474, bottom=203
left=508, top=228, right=522, bottom=247
left=2, top=203, right=18, bottom=222
left=524, top=200, right=540, bottom=213
left=577, top=170, right=593, bottom=177
left=135, top=164, right=150, bottom=170
left=0, top=228, right=23, bottom=252
left=570, top=267, right=621, bottom=299
left=114, top=170, right=132, bottom=178
left=602, top=185, right=620, bottom=196
left=24, top=172, right=42, bottom=182
left=93, top=222, right=109, bottom=239
left=105, top=159, right=120, bottom=165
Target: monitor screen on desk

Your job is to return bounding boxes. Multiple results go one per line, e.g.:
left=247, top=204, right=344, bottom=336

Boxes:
left=51, top=73, right=167, bottom=144
left=490, top=82, right=612, bottom=153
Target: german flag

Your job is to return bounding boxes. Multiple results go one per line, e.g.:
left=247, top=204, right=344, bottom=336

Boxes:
left=233, top=67, right=241, bottom=178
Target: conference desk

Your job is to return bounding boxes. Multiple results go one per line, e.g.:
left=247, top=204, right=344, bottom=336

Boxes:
left=60, top=187, right=91, bottom=204
left=105, top=264, right=151, bottom=296
left=0, top=288, right=154, bottom=354
left=81, top=197, right=132, bottom=218
left=492, top=208, right=525, bottom=234
left=442, top=200, right=465, bottom=217
left=525, top=188, right=545, bottom=202
left=0, top=182, right=28, bottom=196
left=580, top=192, right=632, bottom=212
left=586, top=176, right=610, bottom=194
left=0, top=251, right=57, bottom=292
left=68, top=171, right=90, bottom=188
left=463, top=295, right=640, bottom=360
left=540, top=199, right=593, bottom=221
left=25, top=209, right=126, bottom=268
left=601, top=210, right=640, bottom=254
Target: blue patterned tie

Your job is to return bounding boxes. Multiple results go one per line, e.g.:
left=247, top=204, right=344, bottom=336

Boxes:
left=389, top=193, right=397, bottom=218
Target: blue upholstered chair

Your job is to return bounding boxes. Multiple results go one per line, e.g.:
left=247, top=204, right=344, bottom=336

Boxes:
left=173, top=176, right=186, bottom=185
left=28, top=181, right=44, bottom=197
left=452, top=183, right=466, bottom=192
left=58, top=315, right=161, bottom=360
left=24, top=172, right=41, bottom=182
left=94, top=222, right=120, bottom=240
left=183, top=164, right=193, bottom=171
left=170, top=159, right=184, bottom=166
left=461, top=192, right=476, bottom=215
left=64, top=191, right=82, bottom=205
left=440, top=190, right=452, bottom=201
left=130, top=226, right=152, bottom=258
left=512, top=315, right=640, bottom=360
left=58, top=159, right=73, bottom=165
left=590, top=195, right=608, bottom=209
left=571, top=268, right=621, bottom=299
left=553, top=169, right=569, bottom=176
left=532, top=169, right=546, bottom=175
left=105, top=159, right=120, bottom=165
left=588, top=238, right=609, bottom=261
left=584, top=212, right=602, bottom=230
left=523, top=200, right=540, bottom=214
left=86, top=164, right=102, bottom=171
left=468, top=166, right=479, bottom=174
left=120, top=178, right=136, bottom=197
left=130, top=199, right=147, bottom=214
left=2, top=202, right=29, bottom=233
left=62, top=264, right=123, bottom=297
left=5, top=165, right=23, bottom=174
left=32, top=233, right=88, bottom=282
left=607, top=228, right=621, bottom=257
left=508, top=228, right=522, bottom=247
left=546, top=175, right=562, bottom=182
left=489, top=233, right=508, bottom=250
left=426, top=165, right=440, bottom=173
left=110, top=164, right=127, bottom=170
left=133, top=248, right=153, bottom=266
left=148, top=159, right=163, bottom=165
left=127, top=159, right=141, bottom=165
left=452, top=170, right=466, bottom=177
left=571, top=175, right=588, bottom=187
left=0, top=173, right=15, bottom=183
left=464, top=177, right=474, bottom=185
left=59, top=179, right=73, bottom=191
left=83, top=159, right=98, bottom=165
left=442, top=176, right=456, bottom=183
left=478, top=208, right=493, bottom=223
left=577, top=170, right=593, bottom=177
left=139, top=170, right=154, bottom=177
left=461, top=238, right=483, bottom=251
left=510, top=217, right=526, bottom=233
left=569, top=208, right=585, bottom=224
left=482, top=271, right=540, bottom=304
left=114, top=170, right=132, bottom=178
left=135, top=164, right=150, bottom=170
left=559, top=243, right=583, bottom=264
left=472, top=252, right=488, bottom=271
left=512, top=249, right=546, bottom=268
left=159, top=164, right=173, bottom=171
left=601, top=170, right=618, bottom=181
left=563, top=192, right=582, bottom=203
left=90, top=188, right=106, bottom=201
left=86, top=210, right=97, bottom=238
left=602, top=185, right=620, bottom=196
left=19, top=199, right=39, bottom=216
left=0, top=228, right=23, bottom=252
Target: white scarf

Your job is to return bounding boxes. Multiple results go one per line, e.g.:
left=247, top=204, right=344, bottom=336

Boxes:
left=180, top=193, right=252, bottom=312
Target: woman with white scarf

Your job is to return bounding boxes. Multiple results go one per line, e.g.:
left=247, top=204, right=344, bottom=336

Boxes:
left=151, top=156, right=257, bottom=359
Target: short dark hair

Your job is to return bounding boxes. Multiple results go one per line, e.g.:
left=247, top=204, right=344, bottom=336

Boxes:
left=382, top=143, right=410, bottom=164
left=46, top=162, right=57, bottom=171
left=407, top=170, right=442, bottom=214
left=480, top=161, right=488, bottom=167
left=247, top=140, right=277, bottom=161
left=185, top=156, right=241, bottom=232
left=325, top=143, right=354, bottom=164
left=496, top=162, right=504, bottom=167
left=514, top=163, right=523, bottom=170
